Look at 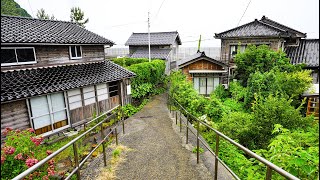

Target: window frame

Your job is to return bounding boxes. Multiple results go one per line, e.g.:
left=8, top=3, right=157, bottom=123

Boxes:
left=1, top=47, right=37, bottom=66
left=28, top=92, right=70, bottom=136
left=69, top=45, right=83, bottom=60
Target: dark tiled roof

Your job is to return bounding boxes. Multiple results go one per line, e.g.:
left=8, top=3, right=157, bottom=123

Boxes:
left=215, top=16, right=306, bottom=39
left=178, top=51, right=227, bottom=68
left=260, top=16, right=306, bottom=38
left=125, top=31, right=181, bottom=46
left=130, top=49, right=171, bottom=60
left=1, top=61, right=135, bottom=103
left=285, top=39, right=319, bottom=67
left=1, top=15, right=114, bottom=45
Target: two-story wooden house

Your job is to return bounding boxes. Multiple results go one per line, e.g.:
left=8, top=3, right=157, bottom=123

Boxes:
left=125, top=31, right=182, bottom=73
left=1, top=15, right=135, bottom=140
left=214, top=15, right=319, bottom=118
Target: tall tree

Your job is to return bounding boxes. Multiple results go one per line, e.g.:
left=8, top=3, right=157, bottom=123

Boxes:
left=36, top=8, right=55, bottom=20
left=70, top=7, right=89, bottom=28
left=1, top=0, right=31, bottom=17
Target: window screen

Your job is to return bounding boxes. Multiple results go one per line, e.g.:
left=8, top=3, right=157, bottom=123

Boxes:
left=1, top=47, right=36, bottom=65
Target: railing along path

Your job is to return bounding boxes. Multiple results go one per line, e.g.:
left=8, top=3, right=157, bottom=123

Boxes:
left=168, top=94, right=300, bottom=180
left=13, top=105, right=124, bottom=180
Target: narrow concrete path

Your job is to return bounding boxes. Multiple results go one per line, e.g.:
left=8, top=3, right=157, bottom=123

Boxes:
left=115, top=94, right=213, bottom=180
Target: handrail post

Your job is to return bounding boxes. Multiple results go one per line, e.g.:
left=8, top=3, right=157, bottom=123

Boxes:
left=72, top=143, right=81, bottom=180
left=197, top=119, right=200, bottom=164
left=122, top=108, right=125, bottom=134
left=175, top=111, right=177, bottom=124
left=169, top=96, right=172, bottom=114
left=266, top=166, right=272, bottom=180
left=179, top=110, right=182, bottom=132
left=186, top=114, right=189, bottom=144
left=214, top=134, right=219, bottom=180
left=115, top=127, right=118, bottom=145
left=100, top=123, right=107, bottom=166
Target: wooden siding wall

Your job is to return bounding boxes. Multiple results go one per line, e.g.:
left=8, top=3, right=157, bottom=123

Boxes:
left=181, top=59, right=224, bottom=81
left=220, top=38, right=283, bottom=64
left=1, top=100, right=30, bottom=142
left=122, top=79, right=132, bottom=105
left=1, top=45, right=105, bottom=70
left=70, top=95, right=120, bottom=127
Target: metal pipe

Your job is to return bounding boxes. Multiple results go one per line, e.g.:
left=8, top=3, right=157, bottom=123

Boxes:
left=266, top=166, right=273, bottom=180
left=115, top=127, right=118, bottom=145
left=12, top=106, right=119, bottom=180
left=101, top=123, right=107, bottom=166
left=72, top=143, right=81, bottom=180
left=214, top=134, right=219, bottom=180
left=168, top=94, right=299, bottom=180
left=197, top=120, right=200, bottom=164
left=186, top=114, right=189, bottom=144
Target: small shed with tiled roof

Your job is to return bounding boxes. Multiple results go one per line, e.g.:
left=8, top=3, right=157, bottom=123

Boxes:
left=178, top=51, right=228, bottom=95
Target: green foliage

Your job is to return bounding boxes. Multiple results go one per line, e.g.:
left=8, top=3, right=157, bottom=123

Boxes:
left=250, top=95, right=313, bottom=149
left=128, top=60, right=166, bottom=99
left=122, top=99, right=149, bottom=118
left=36, top=8, right=55, bottom=20
left=111, top=57, right=149, bottom=67
left=1, top=128, right=55, bottom=179
left=70, top=7, right=89, bottom=28
left=255, top=124, right=319, bottom=179
left=246, top=69, right=312, bottom=108
left=229, top=81, right=247, bottom=102
left=234, top=44, right=303, bottom=86
left=192, top=147, right=204, bottom=154
left=218, top=111, right=254, bottom=147
left=112, top=149, right=121, bottom=158
left=212, top=84, right=229, bottom=100
left=1, top=0, right=31, bottom=17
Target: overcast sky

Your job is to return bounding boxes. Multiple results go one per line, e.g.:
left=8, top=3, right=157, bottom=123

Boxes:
left=16, top=0, right=319, bottom=47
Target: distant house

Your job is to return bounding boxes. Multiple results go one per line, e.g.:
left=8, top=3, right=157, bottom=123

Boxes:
left=125, top=31, right=182, bottom=73
left=1, top=15, right=135, bottom=139
left=215, top=15, right=319, bottom=118
left=178, top=51, right=228, bottom=95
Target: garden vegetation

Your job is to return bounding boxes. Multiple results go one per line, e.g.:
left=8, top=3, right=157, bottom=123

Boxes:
left=169, top=45, right=318, bottom=179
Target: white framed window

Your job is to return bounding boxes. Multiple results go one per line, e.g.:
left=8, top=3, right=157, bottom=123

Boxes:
left=230, top=45, right=246, bottom=59
left=193, top=77, right=221, bottom=95
left=96, top=83, right=109, bottom=101
left=29, top=93, right=69, bottom=135
left=67, top=89, right=82, bottom=110
left=1, top=47, right=37, bottom=66
left=69, top=46, right=82, bottom=59
left=83, top=86, right=96, bottom=105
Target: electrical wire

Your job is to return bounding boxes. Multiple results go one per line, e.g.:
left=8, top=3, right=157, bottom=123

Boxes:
left=27, top=0, right=35, bottom=17
left=237, top=0, right=252, bottom=26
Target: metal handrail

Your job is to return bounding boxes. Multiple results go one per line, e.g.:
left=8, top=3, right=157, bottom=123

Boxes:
left=13, top=105, right=124, bottom=180
left=168, top=94, right=300, bottom=180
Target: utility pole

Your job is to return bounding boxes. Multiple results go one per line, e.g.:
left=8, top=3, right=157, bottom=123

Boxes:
left=148, top=11, right=151, bottom=62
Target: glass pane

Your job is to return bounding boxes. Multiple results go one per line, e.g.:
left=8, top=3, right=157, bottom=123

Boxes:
left=30, top=96, right=51, bottom=129
left=76, top=46, right=82, bottom=57
left=50, top=93, right=67, bottom=123
left=70, top=46, right=76, bottom=58
left=109, top=81, right=119, bottom=97
left=214, top=78, right=220, bottom=90
left=16, top=48, right=35, bottom=62
left=199, top=78, right=206, bottom=94
left=1, top=49, right=16, bottom=64
left=193, top=77, right=200, bottom=93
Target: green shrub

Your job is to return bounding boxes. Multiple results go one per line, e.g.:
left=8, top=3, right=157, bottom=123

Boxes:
left=250, top=95, right=313, bottom=149
left=111, top=57, right=149, bottom=67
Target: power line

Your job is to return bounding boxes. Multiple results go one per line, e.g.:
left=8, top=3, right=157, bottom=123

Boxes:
left=237, top=0, right=252, bottom=27
left=106, top=21, right=146, bottom=28
left=154, top=0, right=166, bottom=20
left=27, top=0, right=35, bottom=17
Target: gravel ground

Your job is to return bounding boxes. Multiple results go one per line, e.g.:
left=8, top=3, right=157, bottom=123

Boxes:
left=114, top=94, right=213, bottom=180
left=82, top=93, right=234, bottom=179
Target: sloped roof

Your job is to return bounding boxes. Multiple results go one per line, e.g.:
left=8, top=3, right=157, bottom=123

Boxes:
left=178, top=51, right=227, bottom=68
left=130, top=49, right=171, bottom=60
left=1, top=61, right=135, bottom=103
left=215, top=16, right=306, bottom=39
left=1, top=15, right=114, bottom=45
left=285, top=39, right=319, bottom=67
left=125, top=31, right=181, bottom=46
